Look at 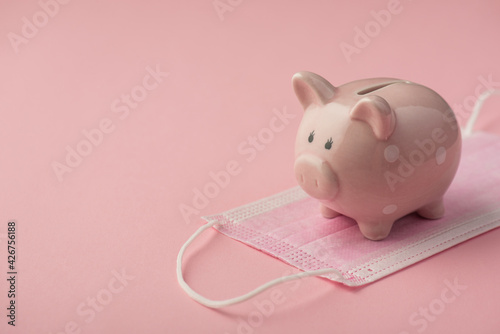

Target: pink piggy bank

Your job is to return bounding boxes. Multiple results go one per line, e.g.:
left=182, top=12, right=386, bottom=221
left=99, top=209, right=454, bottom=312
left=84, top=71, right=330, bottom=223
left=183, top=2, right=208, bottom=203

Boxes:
left=292, top=72, right=461, bottom=240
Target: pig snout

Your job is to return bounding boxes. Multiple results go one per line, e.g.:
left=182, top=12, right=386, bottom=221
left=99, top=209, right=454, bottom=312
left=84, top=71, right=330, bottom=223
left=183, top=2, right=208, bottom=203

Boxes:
left=294, top=155, right=338, bottom=200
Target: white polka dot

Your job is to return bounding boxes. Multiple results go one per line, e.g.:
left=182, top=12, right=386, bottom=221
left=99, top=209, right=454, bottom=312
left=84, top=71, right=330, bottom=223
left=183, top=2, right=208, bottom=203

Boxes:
left=383, top=204, right=398, bottom=215
left=384, top=145, right=400, bottom=163
left=436, top=147, right=446, bottom=165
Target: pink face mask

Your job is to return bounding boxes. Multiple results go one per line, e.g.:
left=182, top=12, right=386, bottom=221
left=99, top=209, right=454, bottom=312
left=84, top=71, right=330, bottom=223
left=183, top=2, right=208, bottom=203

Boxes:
left=177, top=93, right=500, bottom=308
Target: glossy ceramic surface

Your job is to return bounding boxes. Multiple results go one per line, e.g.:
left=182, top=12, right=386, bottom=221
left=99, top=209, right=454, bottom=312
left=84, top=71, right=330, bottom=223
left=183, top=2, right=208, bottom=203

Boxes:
left=293, top=72, right=462, bottom=240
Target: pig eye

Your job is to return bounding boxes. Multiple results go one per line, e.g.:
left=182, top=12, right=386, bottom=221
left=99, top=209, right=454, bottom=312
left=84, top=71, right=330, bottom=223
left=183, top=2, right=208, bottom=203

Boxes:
left=325, top=137, right=333, bottom=150
left=308, top=131, right=315, bottom=143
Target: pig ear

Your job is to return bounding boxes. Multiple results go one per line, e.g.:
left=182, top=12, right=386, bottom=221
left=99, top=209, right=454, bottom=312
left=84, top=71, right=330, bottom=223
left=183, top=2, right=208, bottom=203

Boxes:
left=292, top=71, right=336, bottom=110
left=350, top=96, right=396, bottom=141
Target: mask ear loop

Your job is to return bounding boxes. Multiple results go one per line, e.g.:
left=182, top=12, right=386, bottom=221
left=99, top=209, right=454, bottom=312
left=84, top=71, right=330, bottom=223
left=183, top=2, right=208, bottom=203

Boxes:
left=463, top=89, right=500, bottom=137
left=177, top=221, right=347, bottom=308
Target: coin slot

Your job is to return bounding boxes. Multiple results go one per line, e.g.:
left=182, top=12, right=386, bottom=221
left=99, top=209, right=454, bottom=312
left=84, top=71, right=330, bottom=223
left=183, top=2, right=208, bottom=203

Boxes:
left=357, top=81, right=400, bottom=95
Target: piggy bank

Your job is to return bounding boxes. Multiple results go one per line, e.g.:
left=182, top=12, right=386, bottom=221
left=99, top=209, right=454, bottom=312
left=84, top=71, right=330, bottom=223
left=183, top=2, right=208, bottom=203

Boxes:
left=292, top=72, right=461, bottom=240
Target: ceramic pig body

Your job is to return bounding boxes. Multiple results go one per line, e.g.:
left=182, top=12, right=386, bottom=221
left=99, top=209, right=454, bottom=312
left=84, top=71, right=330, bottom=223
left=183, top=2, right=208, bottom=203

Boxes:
left=293, top=72, right=461, bottom=240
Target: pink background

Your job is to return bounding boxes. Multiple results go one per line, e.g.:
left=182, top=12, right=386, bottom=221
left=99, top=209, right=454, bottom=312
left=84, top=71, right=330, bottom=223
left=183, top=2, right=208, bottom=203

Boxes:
left=1, top=0, right=500, bottom=333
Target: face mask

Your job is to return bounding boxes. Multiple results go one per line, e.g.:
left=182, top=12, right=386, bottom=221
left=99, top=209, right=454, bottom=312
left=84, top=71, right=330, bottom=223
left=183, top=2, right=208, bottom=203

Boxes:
left=177, top=90, right=500, bottom=308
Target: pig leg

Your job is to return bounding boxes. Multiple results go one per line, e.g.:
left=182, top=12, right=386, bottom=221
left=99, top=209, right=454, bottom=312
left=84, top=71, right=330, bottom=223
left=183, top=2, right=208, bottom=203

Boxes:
left=320, top=204, right=341, bottom=219
left=417, top=198, right=444, bottom=219
left=357, top=220, right=394, bottom=241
